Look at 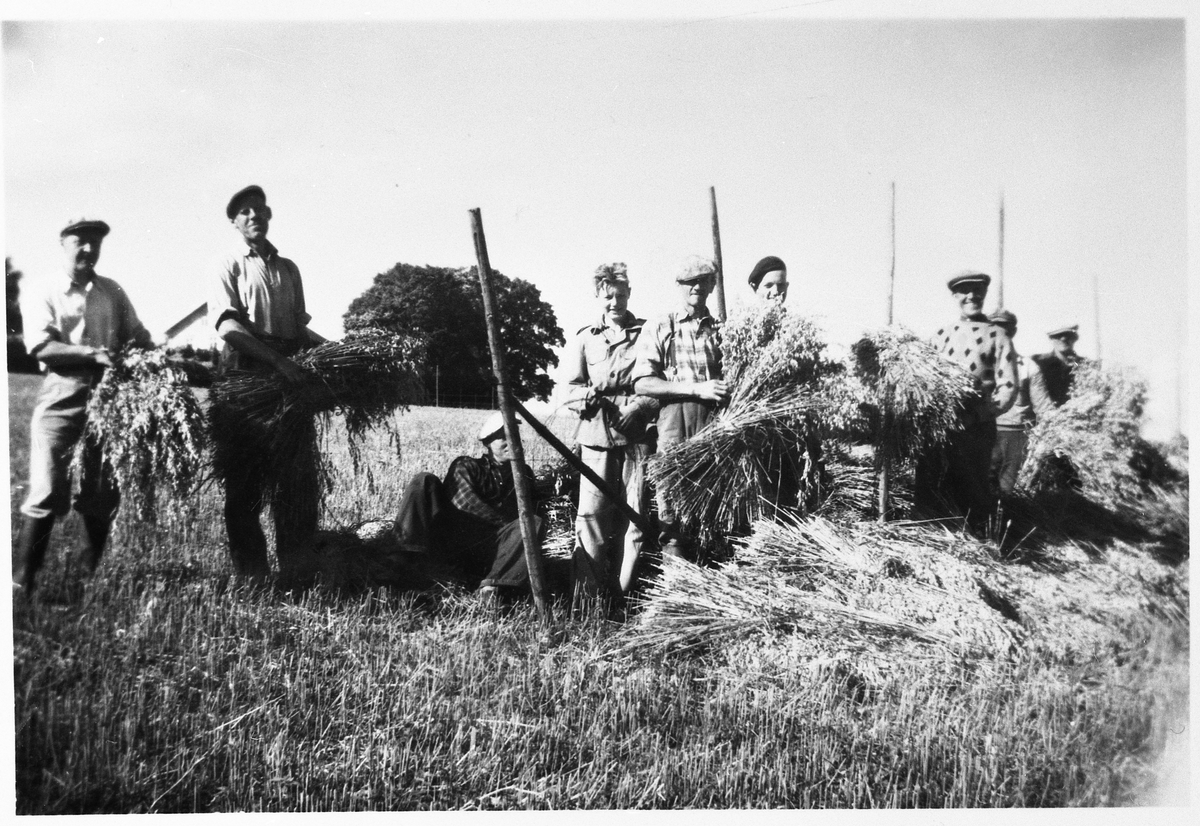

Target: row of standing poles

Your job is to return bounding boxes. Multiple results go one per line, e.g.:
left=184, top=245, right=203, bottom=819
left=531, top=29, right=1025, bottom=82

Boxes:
left=469, top=184, right=1114, bottom=616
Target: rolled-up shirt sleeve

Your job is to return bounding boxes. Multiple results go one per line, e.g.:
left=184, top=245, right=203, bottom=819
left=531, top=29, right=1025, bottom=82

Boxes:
left=22, top=283, right=59, bottom=357
left=210, top=254, right=246, bottom=332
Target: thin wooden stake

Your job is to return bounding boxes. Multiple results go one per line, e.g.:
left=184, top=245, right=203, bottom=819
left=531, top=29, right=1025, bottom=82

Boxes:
left=1093, top=272, right=1102, bottom=362
left=469, top=208, right=550, bottom=617
left=878, top=182, right=896, bottom=524
left=710, top=186, right=727, bottom=322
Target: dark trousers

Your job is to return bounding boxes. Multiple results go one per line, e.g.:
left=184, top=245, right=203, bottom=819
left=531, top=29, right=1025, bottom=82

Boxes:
left=915, top=420, right=998, bottom=530
left=991, top=428, right=1029, bottom=496
left=393, top=471, right=541, bottom=590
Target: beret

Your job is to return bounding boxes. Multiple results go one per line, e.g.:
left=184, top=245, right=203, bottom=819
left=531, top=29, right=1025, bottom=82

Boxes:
left=675, top=255, right=718, bottom=284
left=947, top=271, right=991, bottom=291
left=747, top=256, right=786, bottom=289
left=478, top=411, right=518, bottom=443
left=226, top=185, right=267, bottom=219
left=988, top=309, right=1017, bottom=326
left=1048, top=324, right=1079, bottom=339
left=60, top=218, right=110, bottom=239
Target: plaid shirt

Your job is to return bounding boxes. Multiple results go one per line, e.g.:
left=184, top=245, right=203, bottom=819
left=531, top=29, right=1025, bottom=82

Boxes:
left=443, top=453, right=530, bottom=527
left=631, top=309, right=722, bottom=386
left=934, top=316, right=1018, bottom=421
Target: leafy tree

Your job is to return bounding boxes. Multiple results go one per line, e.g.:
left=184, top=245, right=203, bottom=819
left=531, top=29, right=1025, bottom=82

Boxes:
left=344, top=263, right=564, bottom=405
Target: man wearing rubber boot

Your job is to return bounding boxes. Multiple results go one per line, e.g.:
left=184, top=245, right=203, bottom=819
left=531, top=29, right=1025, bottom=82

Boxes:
left=14, top=218, right=152, bottom=596
left=632, top=255, right=728, bottom=559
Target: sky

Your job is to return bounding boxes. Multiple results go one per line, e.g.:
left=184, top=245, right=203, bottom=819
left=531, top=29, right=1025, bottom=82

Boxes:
left=1, top=2, right=1191, bottom=438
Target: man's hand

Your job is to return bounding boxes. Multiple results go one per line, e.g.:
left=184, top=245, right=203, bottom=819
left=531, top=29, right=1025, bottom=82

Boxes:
left=275, top=356, right=307, bottom=384
left=692, top=379, right=728, bottom=403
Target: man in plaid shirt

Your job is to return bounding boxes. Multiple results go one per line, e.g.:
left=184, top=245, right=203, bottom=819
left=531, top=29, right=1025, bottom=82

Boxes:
left=632, top=255, right=728, bottom=558
left=392, top=412, right=541, bottom=597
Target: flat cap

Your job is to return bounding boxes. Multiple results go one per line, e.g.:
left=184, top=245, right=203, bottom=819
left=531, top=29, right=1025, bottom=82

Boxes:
left=947, top=271, right=991, bottom=291
left=60, top=218, right=110, bottom=239
left=226, top=185, right=267, bottom=219
left=1048, top=324, right=1079, bottom=339
left=675, top=255, right=718, bottom=284
left=988, top=309, right=1017, bottom=326
left=478, top=411, right=519, bottom=443
left=748, top=256, right=786, bottom=289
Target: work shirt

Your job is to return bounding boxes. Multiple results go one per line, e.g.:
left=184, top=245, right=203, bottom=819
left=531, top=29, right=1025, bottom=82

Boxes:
left=995, top=353, right=1038, bottom=431
left=934, top=315, right=1019, bottom=423
left=631, top=308, right=723, bottom=443
left=210, top=240, right=310, bottom=341
left=1030, top=352, right=1082, bottom=412
left=565, top=311, right=659, bottom=448
left=443, top=453, right=532, bottom=528
left=23, top=272, right=152, bottom=365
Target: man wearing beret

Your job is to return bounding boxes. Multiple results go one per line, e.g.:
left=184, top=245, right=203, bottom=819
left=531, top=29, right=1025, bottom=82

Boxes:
left=391, top=412, right=542, bottom=600
left=988, top=309, right=1039, bottom=497
left=632, top=255, right=728, bottom=558
left=210, top=185, right=325, bottom=582
left=748, top=255, right=788, bottom=303
left=564, top=263, right=659, bottom=610
left=915, top=271, right=1018, bottom=534
left=1030, top=325, right=1084, bottom=413
left=14, top=218, right=153, bottom=596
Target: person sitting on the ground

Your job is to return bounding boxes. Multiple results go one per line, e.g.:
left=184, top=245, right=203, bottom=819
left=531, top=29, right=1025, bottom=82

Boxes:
left=392, top=411, right=542, bottom=599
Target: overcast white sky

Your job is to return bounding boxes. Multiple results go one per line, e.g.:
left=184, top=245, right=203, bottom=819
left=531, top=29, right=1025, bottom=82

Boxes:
left=2, top=1, right=1191, bottom=438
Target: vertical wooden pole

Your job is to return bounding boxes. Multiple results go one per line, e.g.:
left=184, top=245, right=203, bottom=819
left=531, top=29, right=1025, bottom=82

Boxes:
left=878, top=182, right=896, bottom=523
left=1093, top=272, right=1102, bottom=362
left=710, top=186, right=727, bottom=322
left=468, top=208, right=550, bottom=617
left=997, top=193, right=1005, bottom=309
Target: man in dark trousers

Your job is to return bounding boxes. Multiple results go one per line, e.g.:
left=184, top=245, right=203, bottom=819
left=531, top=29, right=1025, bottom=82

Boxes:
left=393, top=412, right=542, bottom=598
left=915, top=271, right=1018, bottom=534
left=209, top=185, right=325, bottom=583
left=14, top=218, right=153, bottom=596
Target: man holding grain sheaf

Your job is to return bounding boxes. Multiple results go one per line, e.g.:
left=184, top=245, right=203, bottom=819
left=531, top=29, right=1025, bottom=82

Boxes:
left=564, top=263, right=659, bottom=609
left=632, top=255, right=727, bottom=559
left=14, top=218, right=153, bottom=596
left=210, top=185, right=325, bottom=582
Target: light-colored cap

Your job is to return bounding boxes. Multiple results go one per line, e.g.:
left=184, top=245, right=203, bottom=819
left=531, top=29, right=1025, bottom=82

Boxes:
left=478, top=411, right=516, bottom=443
left=675, top=255, right=718, bottom=284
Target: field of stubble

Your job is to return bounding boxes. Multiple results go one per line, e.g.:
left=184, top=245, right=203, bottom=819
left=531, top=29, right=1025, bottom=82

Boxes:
left=7, top=373, right=1190, bottom=812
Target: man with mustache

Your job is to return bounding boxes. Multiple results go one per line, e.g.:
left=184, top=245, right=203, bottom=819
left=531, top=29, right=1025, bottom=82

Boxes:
left=14, top=218, right=153, bottom=596
left=210, top=185, right=325, bottom=583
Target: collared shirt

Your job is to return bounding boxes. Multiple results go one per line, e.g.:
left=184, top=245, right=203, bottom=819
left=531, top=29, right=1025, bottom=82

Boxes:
left=1030, top=352, right=1082, bottom=412
left=565, top=311, right=659, bottom=448
left=443, top=453, right=533, bottom=528
left=631, top=308, right=722, bottom=386
left=210, top=240, right=310, bottom=341
left=934, top=316, right=1018, bottom=422
left=23, top=272, right=152, bottom=359
left=995, top=353, right=1038, bottom=430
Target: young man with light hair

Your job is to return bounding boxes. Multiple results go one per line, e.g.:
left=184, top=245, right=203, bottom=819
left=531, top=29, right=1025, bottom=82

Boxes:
left=564, top=262, right=659, bottom=610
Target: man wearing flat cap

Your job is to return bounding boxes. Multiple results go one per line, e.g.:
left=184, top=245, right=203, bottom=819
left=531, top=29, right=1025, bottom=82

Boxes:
left=1030, top=324, right=1083, bottom=413
left=988, top=309, right=1039, bottom=497
left=914, top=271, right=1018, bottom=534
left=747, top=256, right=788, bottom=304
left=390, top=411, right=543, bottom=600
left=632, top=255, right=728, bottom=558
left=210, top=185, right=325, bottom=582
left=564, top=263, right=659, bottom=610
left=14, top=218, right=153, bottom=596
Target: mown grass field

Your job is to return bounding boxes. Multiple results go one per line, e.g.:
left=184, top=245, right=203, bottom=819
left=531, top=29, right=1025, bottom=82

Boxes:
left=7, top=372, right=1190, bottom=812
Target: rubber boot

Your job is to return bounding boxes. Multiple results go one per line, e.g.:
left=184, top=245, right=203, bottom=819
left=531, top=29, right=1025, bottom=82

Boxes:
left=79, top=514, right=113, bottom=574
left=14, top=515, right=56, bottom=596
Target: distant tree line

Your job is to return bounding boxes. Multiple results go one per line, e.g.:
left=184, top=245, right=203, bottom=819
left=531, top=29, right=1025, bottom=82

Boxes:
left=344, top=263, right=564, bottom=406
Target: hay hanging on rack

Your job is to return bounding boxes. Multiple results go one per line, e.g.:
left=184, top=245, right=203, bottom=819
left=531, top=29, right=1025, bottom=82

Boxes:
left=79, top=348, right=209, bottom=523
left=208, top=329, right=427, bottom=511
left=848, top=326, right=977, bottom=464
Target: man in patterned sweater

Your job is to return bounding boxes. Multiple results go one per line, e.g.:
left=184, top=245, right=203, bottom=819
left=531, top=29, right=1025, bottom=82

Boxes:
left=915, top=271, right=1019, bottom=533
